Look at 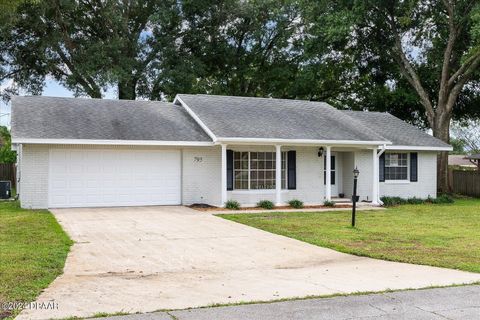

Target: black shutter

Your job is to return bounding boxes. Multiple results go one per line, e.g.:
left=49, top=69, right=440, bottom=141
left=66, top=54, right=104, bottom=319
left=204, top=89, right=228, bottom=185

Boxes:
left=287, top=151, right=296, bottom=190
left=410, top=152, right=418, bottom=182
left=379, top=153, right=385, bottom=182
left=227, top=150, right=234, bottom=190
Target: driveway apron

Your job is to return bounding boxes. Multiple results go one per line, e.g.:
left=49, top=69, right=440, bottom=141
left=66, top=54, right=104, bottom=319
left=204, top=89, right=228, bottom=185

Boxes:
left=17, top=206, right=480, bottom=319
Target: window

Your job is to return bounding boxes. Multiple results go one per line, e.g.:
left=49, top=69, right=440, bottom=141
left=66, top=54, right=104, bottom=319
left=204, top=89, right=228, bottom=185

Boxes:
left=233, top=152, right=249, bottom=189
left=385, top=153, right=408, bottom=180
left=233, top=151, right=287, bottom=190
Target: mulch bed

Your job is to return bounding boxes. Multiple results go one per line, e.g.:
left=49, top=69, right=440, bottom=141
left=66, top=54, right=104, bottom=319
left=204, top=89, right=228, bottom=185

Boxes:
left=189, top=203, right=353, bottom=212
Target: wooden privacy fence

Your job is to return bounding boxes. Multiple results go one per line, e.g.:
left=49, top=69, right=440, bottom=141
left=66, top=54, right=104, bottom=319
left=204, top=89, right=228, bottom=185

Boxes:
left=0, top=163, right=15, bottom=188
left=451, top=170, right=480, bottom=197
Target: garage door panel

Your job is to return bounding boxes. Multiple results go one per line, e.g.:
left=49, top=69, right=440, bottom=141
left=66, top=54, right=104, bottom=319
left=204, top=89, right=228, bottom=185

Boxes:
left=49, top=149, right=181, bottom=208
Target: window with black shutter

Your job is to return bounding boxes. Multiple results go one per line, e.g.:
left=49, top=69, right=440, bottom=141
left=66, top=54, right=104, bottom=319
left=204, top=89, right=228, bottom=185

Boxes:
left=379, top=153, right=385, bottom=182
left=410, top=152, right=418, bottom=182
left=226, top=150, right=233, bottom=190
left=287, top=151, right=296, bottom=190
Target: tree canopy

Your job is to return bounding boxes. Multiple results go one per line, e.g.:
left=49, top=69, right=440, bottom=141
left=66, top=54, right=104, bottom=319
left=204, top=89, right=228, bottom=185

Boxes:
left=0, top=126, right=16, bottom=163
left=1, top=0, right=480, bottom=189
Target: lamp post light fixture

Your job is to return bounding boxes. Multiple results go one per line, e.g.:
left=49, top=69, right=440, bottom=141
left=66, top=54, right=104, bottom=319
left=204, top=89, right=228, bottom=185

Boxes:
left=352, top=167, right=360, bottom=227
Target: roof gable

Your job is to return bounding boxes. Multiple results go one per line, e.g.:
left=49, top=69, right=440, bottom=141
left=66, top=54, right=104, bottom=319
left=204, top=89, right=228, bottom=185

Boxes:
left=342, top=111, right=450, bottom=149
left=176, top=94, right=388, bottom=143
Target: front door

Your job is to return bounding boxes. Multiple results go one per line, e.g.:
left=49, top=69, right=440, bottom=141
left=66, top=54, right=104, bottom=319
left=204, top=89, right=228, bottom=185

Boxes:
left=324, top=155, right=338, bottom=196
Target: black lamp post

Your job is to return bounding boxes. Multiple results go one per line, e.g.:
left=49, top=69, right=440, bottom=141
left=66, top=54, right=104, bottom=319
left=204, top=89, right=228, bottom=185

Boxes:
left=352, top=167, right=360, bottom=227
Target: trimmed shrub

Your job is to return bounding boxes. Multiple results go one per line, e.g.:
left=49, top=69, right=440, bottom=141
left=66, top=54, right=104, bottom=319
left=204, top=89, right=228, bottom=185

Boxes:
left=323, top=200, right=335, bottom=207
left=257, top=200, right=274, bottom=209
left=382, top=195, right=455, bottom=207
left=380, top=196, right=407, bottom=207
left=288, top=199, right=304, bottom=209
left=225, top=200, right=240, bottom=210
left=407, top=197, right=424, bottom=205
left=428, top=194, right=455, bottom=204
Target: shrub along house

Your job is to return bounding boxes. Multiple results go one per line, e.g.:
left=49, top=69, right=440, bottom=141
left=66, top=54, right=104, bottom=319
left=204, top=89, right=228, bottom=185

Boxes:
left=11, top=94, right=451, bottom=209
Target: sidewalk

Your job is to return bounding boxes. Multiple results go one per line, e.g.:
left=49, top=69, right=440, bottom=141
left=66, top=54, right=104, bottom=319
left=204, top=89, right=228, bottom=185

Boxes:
left=100, top=285, right=480, bottom=320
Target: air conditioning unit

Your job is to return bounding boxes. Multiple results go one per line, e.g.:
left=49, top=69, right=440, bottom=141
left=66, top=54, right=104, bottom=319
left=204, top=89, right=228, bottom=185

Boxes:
left=0, top=181, right=11, bottom=199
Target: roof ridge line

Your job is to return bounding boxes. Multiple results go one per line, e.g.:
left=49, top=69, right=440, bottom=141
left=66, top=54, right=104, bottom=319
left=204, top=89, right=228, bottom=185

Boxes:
left=186, top=93, right=329, bottom=104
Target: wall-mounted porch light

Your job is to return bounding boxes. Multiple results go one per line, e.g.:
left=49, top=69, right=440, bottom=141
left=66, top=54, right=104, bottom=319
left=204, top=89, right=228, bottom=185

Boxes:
left=318, top=147, right=324, bottom=157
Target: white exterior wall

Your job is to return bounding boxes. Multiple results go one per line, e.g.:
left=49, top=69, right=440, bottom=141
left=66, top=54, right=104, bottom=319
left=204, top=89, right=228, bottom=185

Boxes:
left=335, top=152, right=343, bottom=196
left=17, top=144, right=439, bottom=209
left=19, top=144, right=50, bottom=209
left=182, top=146, right=222, bottom=206
left=354, top=150, right=374, bottom=202
left=18, top=144, right=223, bottom=209
left=341, top=152, right=355, bottom=198
left=380, top=151, right=437, bottom=199
left=227, top=146, right=324, bottom=206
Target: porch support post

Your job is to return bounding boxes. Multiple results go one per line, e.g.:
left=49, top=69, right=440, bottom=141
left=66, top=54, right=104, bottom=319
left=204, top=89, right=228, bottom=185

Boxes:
left=325, top=146, right=332, bottom=201
left=221, top=144, right=227, bottom=207
left=275, top=145, right=282, bottom=206
left=372, top=148, right=379, bottom=205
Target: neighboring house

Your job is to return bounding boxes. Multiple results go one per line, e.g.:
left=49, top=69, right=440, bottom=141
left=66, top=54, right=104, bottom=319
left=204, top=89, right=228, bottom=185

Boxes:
left=464, top=154, right=480, bottom=170
left=10, top=95, right=452, bottom=209
left=448, top=155, right=477, bottom=169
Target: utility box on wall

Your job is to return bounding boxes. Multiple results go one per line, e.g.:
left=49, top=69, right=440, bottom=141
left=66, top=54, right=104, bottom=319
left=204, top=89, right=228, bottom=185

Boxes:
left=0, top=180, right=11, bottom=199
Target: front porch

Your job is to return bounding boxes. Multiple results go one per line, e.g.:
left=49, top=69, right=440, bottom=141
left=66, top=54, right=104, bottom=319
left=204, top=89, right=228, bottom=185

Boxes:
left=219, top=144, right=384, bottom=207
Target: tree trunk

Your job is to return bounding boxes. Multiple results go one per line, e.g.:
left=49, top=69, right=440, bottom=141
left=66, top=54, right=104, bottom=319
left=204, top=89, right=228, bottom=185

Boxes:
left=118, top=79, right=137, bottom=100
left=432, top=114, right=451, bottom=194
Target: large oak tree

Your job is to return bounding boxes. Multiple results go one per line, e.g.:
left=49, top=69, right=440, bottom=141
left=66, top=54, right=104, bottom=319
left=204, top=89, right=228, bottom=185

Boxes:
left=2, top=0, right=480, bottom=192
left=1, top=0, right=180, bottom=100
left=304, top=0, right=480, bottom=191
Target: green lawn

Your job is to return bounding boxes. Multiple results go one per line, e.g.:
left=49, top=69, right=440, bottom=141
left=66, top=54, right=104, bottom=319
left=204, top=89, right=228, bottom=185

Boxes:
left=220, top=198, right=480, bottom=273
left=0, top=201, right=72, bottom=319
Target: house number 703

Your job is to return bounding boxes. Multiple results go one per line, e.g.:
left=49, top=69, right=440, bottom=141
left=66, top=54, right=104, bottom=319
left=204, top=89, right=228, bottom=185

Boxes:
left=194, top=157, right=203, bottom=162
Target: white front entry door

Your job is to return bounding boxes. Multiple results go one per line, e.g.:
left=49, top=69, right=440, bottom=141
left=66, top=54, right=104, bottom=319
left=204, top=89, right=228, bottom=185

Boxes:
left=48, top=148, right=181, bottom=208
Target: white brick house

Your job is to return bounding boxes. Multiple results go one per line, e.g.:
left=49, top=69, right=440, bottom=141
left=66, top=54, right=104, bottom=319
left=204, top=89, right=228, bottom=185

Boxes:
left=11, top=94, right=451, bottom=209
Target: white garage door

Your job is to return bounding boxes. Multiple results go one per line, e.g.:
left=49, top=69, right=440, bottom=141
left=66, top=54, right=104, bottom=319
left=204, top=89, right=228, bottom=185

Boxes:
left=49, top=148, right=181, bottom=208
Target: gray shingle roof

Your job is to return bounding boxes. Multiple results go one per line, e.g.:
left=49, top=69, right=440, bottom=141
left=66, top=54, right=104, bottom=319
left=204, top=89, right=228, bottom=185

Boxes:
left=11, top=94, right=452, bottom=149
left=176, top=94, right=388, bottom=143
left=11, top=96, right=211, bottom=141
left=342, top=111, right=451, bottom=148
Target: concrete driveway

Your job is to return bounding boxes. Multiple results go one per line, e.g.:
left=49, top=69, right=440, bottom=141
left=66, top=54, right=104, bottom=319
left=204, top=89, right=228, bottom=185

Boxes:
left=19, top=206, right=480, bottom=320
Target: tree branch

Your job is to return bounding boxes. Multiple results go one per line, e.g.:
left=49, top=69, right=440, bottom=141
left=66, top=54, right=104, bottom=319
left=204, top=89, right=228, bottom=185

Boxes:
left=55, top=47, right=102, bottom=98
left=392, top=34, right=435, bottom=125
left=438, top=0, right=457, bottom=109
left=445, top=53, right=480, bottom=114
left=447, top=49, right=480, bottom=88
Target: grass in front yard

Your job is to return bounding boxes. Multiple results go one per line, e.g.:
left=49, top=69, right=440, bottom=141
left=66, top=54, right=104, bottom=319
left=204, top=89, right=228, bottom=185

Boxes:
left=0, top=201, right=72, bottom=318
left=219, top=198, right=480, bottom=273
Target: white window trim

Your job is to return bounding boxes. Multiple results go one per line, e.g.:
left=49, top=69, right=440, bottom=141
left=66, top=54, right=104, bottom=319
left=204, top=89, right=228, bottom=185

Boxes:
left=233, top=151, right=287, bottom=191
left=384, top=152, right=410, bottom=183
left=230, top=190, right=290, bottom=194
left=384, top=180, right=411, bottom=184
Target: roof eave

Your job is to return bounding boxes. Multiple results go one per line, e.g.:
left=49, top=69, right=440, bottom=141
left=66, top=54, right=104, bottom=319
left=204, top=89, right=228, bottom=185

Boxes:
left=11, top=138, right=215, bottom=147
left=215, top=137, right=392, bottom=147
left=385, top=145, right=453, bottom=151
